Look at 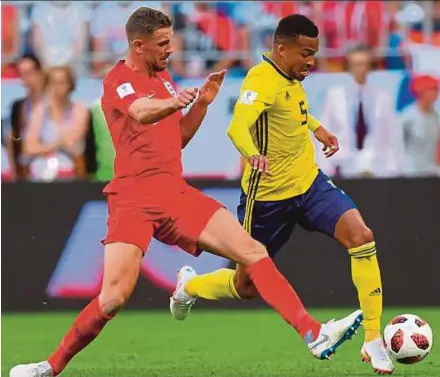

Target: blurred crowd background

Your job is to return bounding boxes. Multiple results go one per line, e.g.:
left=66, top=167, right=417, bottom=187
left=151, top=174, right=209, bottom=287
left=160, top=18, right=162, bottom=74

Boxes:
left=1, top=1, right=440, bottom=182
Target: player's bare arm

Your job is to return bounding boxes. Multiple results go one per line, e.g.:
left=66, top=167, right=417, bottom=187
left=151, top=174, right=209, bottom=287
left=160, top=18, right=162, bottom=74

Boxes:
left=128, top=88, right=197, bottom=125
left=180, top=70, right=226, bottom=148
left=313, top=125, right=339, bottom=158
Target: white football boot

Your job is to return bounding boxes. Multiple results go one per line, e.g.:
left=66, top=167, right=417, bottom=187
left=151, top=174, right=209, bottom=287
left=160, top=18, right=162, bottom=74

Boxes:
left=169, top=266, right=197, bottom=320
left=307, top=309, right=363, bottom=360
left=361, top=338, right=394, bottom=374
left=10, top=361, right=53, bottom=377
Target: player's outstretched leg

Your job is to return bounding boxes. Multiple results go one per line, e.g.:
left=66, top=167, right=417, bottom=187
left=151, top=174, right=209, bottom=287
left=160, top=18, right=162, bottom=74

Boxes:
left=172, top=263, right=362, bottom=360
left=10, top=243, right=143, bottom=377
left=334, top=209, right=394, bottom=374
left=170, top=265, right=245, bottom=320
left=171, top=208, right=363, bottom=360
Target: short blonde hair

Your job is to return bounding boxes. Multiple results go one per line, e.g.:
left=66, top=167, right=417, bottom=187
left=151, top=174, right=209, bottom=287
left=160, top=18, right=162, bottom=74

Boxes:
left=45, top=65, right=76, bottom=93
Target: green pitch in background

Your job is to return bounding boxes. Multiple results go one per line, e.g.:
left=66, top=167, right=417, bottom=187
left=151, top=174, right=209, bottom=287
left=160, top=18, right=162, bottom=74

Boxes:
left=2, top=309, right=439, bottom=377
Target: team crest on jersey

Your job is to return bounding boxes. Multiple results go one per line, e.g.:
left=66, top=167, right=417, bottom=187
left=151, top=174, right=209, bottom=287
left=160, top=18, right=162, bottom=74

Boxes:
left=163, top=81, right=177, bottom=97
left=285, top=91, right=291, bottom=101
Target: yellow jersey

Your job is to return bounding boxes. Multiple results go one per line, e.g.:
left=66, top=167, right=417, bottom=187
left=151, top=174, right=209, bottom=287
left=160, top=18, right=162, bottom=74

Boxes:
left=228, top=53, right=321, bottom=201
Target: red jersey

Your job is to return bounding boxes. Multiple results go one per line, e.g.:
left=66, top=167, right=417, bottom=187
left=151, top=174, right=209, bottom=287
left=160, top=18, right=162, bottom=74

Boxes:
left=101, top=60, right=184, bottom=194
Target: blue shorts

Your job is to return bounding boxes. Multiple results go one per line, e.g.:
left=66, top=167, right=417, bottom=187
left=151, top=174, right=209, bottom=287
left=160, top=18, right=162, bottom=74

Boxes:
left=237, top=170, right=357, bottom=257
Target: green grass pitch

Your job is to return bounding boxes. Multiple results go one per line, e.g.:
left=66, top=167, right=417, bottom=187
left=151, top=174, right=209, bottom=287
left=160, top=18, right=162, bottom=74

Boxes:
left=2, top=308, right=439, bottom=377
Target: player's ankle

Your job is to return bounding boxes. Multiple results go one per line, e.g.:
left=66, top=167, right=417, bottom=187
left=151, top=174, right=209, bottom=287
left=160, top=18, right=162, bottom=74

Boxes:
left=365, top=329, right=381, bottom=342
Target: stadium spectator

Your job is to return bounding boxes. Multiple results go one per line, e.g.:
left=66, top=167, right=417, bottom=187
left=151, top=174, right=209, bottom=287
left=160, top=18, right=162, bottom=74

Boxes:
left=24, top=66, right=89, bottom=181
left=383, top=1, right=409, bottom=71
left=30, top=2, right=91, bottom=75
left=407, top=1, right=440, bottom=46
left=7, top=54, right=45, bottom=180
left=90, top=2, right=168, bottom=77
left=226, top=2, right=277, bottom=69
left=226, top=2, right=320, bottom=69
left=1, top=4, right=20, bottom=78
left=317, top=1, right=390, bottom=72
left=394, top=48, right=417, bottom=112
left=318, top=44, right=402, bottom=178
left=400, top=75, right=440, bottom=177
left=169, top=2, right=248, bottom=79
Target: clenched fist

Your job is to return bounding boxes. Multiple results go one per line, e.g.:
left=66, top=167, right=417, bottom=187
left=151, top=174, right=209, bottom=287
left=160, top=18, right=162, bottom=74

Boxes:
left=172, top=88, right=198, bottom=109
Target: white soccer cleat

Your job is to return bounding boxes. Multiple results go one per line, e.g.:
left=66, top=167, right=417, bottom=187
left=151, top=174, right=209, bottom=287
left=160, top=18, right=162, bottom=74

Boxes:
left=308, top=309, right=363, bottom=360
left=169, top=265, right=197, bottom=321
left=10, top=361, right=53, bottom=377
left=361, top=338, right=394, bottom=375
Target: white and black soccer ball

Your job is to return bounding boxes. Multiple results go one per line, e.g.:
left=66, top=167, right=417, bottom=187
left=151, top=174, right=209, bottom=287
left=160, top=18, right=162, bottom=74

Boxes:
left=384, top=314, right=433, bottom=364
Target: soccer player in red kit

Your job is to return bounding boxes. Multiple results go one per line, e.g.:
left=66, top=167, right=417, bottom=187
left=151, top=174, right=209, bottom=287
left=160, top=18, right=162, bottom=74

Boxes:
left=10, top=8, right=362, bottom=377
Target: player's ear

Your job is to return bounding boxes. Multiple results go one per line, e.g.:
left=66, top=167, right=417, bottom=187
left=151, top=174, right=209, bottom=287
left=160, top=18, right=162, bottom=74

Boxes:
left=277, top=43, right=286, bottom=58
left=131, top=39, right=145, bottom=54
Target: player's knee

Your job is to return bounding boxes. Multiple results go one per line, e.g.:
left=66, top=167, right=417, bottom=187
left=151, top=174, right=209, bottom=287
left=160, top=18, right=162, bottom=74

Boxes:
left=235, top=282, right=258, bottom=300
left=346, top=226, right=375, bottom=249
left=233, top=269, right=258, bottom=299
left=238, top=240, right=269, bottom=266
left=99, top=295, right=125, bottom=316
left=99, top=282, right=132, bottom=315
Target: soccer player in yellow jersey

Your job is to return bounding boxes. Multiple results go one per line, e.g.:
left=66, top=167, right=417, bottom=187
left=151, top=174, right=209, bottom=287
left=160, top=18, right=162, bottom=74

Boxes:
left=170, top=14, right=393, bottom=375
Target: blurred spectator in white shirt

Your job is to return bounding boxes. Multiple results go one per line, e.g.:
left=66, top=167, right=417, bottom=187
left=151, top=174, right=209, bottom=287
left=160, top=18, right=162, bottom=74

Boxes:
left=24, top=66, right=89, bottom=181
left=400, top=75, right=440, bottom=177
left=90, top=2, right=167, bottom=77
left=318, top=44, right=402, bottom=178
left=30, top=2, right=91, bottom=75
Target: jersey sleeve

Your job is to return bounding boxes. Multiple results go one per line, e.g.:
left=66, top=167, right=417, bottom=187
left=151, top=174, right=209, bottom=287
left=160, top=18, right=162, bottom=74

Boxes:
left=228, top=71, right=276, bottom=158
left=103, top=74, right=148, bottom=115
left=308, top=114, right=322, bottom=132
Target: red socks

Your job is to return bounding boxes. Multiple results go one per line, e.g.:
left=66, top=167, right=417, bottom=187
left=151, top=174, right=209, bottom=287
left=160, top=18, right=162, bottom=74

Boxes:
left=47, top=258, right=318, bottom=375
left=247, top=257, right=321, bottom=341
left=48, top=297, right=114, bottom=375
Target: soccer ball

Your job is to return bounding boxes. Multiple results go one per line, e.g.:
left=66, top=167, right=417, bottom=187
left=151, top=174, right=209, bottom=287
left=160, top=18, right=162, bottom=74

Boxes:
left=383, top=314, right=433, bottom=364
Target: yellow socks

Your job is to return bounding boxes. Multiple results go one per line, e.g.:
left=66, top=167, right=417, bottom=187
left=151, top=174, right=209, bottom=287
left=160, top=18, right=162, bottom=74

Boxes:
left=184, top=268, right=241, bottom=300
left=348, top=241, right=382, bottom=342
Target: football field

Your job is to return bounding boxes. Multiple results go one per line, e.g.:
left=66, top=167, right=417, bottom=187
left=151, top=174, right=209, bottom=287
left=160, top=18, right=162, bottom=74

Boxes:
left=2, top=308, right=439, bottom=377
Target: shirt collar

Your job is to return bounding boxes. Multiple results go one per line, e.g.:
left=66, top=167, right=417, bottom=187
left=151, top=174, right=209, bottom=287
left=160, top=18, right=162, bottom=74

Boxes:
left=262, top=53, right=294, bottom=82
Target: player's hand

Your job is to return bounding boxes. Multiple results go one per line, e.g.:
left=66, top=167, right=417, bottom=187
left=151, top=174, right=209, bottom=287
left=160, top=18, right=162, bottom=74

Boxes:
left=197, top=69, right=227, bottom=106
left=173, top=88, right=198, bottom=109
left=249, top=155, right=270, bottom=175
left=314, top=126, right=339, bottom=158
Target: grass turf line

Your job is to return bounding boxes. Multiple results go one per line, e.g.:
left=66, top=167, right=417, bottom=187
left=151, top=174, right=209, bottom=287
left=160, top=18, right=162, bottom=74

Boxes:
left=2, top=308, right=439, bottom=377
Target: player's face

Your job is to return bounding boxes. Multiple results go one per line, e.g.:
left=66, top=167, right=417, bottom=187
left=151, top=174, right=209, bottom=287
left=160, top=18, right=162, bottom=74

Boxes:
left=279, top=35, right=319, bottom=81
left=134, top=27, right=174, bottom=72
